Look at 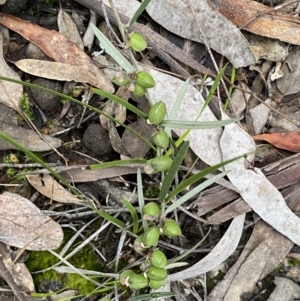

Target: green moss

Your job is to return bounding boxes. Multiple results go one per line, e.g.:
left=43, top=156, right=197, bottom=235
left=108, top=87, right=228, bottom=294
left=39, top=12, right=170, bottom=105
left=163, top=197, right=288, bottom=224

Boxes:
left=144, top=186, right=160, bottom=198
left=288, top=257, right=300, bottom=267
left=26, top=231, right=106, bottom=296
left=20, top=93, right=34, bottom=121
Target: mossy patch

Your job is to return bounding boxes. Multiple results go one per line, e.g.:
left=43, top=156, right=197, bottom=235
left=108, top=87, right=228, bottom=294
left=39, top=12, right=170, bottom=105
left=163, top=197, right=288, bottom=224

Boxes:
left=26, top=230, right=105, bottom=295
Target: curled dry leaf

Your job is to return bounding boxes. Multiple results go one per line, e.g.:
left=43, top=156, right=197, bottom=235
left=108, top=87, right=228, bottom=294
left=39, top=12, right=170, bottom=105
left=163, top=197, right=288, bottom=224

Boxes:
left=0, top=192, right=63, bottom=250
left=15, top=59, right=98, bottom=86
left=146, top=0, right=255, bottom=67
left=252, top=131, right=300, bottom=153
left=0, top=14, right=114, bottom=93
left=27, top=174, right=83, bottom=204
left=168, top=214, right=245, bottom=281
left=0, top=33, right=22, bottom=112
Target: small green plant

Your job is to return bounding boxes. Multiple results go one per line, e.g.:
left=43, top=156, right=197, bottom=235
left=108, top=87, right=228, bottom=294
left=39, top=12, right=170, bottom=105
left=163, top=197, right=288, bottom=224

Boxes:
left=20, top=93, right=34, bottom=121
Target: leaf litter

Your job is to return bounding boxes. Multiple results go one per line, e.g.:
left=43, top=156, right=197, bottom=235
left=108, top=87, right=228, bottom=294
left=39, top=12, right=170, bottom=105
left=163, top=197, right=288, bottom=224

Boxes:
left=0, top=0, right=300, bottom=299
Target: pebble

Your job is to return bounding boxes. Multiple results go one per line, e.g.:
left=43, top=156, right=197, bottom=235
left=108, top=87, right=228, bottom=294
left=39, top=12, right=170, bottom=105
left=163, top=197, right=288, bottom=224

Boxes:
left=82, top=124, right=112, bottom=156
left=31, top=78, right=62, bottom=110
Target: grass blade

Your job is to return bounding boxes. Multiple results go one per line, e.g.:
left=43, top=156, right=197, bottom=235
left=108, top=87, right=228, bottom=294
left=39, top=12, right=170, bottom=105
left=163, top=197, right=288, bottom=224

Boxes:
left=128, top=0, right=153, bottom=26
left=90, top=159, right=147, bottom=170
left=159, top=141, right=189, bottom=203
left=165, top=154, right=245, bottom=203
left=91, top=24, right=135, bottom=73
left=122, top=199, right=139, bottom=234
left=165, top=172, right=228, bottom=214
left=137, top=168, right=148, bottom=232
left=91, top=87, right=147, bottom=119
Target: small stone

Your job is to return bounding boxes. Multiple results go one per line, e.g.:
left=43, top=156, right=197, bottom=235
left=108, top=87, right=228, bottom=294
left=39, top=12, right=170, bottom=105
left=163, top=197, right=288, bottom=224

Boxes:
left=82, top=124, right=112, bottom=156
left=31, top=79, right=62, bottom=110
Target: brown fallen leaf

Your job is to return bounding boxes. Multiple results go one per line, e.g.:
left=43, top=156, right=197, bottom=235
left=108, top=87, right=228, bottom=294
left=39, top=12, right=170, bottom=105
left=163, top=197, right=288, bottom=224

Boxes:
left=210, top=0, right=300, bottom=46
left=0, top=13, right=114, bottom=93
left=26, top=174, right=83, bottom=204
left=252, top=131, right=300, bottom=152
left=15, top=59, right=98, bottom=86
left=0, top=192, right=63, bottom=250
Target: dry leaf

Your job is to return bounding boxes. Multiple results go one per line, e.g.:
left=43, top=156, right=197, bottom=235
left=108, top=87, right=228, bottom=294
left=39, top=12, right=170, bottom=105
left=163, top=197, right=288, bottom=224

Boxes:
left=220, top=122, right=300, bottom=246
left=15, top=59, right=98, bottom=86
left=146, top=0, right=255, bottom=67
left=0, top=14, right=114, bottom=93
left=0, top=33, right=22, bottom=112
left=0, top=121, right=61, bottom=151
left=223, top=241, right=270, bottom=301
left=0, top=192, right=63, bottom=250
left=252, top=132, right=300, bottom=153
left=208, top=220, right=294, bottom=300
left=213, top=0, right=300, bottom=46
left=27, top=174, right=83, bottom=204
left=168, top=214, right=245, bottom=281
left=58, top=9, right=84, bottom=50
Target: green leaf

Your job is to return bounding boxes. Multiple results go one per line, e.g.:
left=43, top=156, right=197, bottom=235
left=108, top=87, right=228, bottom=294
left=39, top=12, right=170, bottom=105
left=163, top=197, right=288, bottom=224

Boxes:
left=165, top=154, right=245, bottom=203
left=91, top=24, right=135, bottom=73
left=128, top=0, right=153, bottom=26
left=87, top=205, right=125, bottom=229
left=223, top=66, right=236, bottom=111
left=162, top=117, right=241, bottom=129
left=90, top=159, right=147, bottom=170
left=122, top=199, right=139, bottom=234
left=165, top=172, right=228, bottom=214
left=137, top=168, right=148, bottom=232
left=159, top=141, right=189, bottom=203
left=199, top=64, right=227, bottom=116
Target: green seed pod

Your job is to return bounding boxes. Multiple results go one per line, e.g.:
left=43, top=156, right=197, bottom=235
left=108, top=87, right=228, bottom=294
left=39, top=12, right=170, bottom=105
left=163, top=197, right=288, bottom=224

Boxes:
left=151, top=156, right=172, bottom=172
left=133, top=84, right=146, bottom=97
left=149, top=279, right=165, bottom=290
left=149, top=249, right=167, bottom=268
left=163, top=219, right=182, bottom=237
left=143, top=202, right=161, bottom=216
left=113, top=76, right=130, bottom=87
left=152, top=129, right=169, bottom=149
left=120, top=270, right=135, bottom=285
left=130, top=32, right=147, bottom=52
left=135, top=71, right=155, bottom=89
left=148, top=101, right=166, bottom=124
left=128, top=274, right=149, bottom=289
left=142, top=226, right=160, bottom=247
left=134, top=235, right=147, bottom=253
left=146, top=266, right=167, bottom=281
